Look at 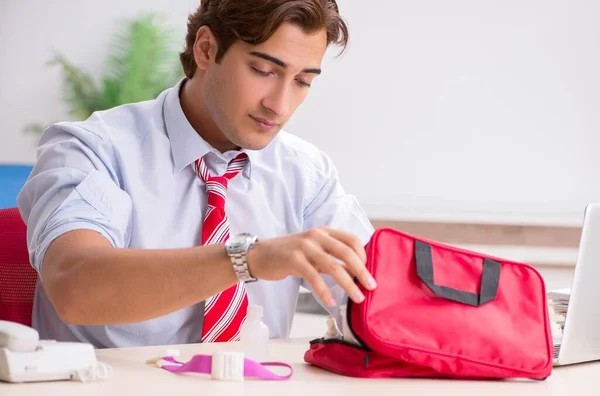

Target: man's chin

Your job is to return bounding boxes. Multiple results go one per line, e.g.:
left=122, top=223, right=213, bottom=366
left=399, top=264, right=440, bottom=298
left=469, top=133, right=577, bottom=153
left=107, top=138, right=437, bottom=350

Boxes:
left=235, top=132, right=279, bottom=151
left=241, top=140, right=272, bottom=151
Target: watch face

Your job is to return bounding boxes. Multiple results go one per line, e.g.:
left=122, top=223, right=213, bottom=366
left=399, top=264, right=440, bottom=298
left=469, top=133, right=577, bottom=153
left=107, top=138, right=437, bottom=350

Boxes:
left=229, top=233, right=252, bottom=248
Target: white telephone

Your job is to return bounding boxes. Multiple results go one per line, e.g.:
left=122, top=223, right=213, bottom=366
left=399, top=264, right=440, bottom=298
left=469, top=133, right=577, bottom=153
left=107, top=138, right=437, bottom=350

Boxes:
left=0, top=320, right=111, bottom=383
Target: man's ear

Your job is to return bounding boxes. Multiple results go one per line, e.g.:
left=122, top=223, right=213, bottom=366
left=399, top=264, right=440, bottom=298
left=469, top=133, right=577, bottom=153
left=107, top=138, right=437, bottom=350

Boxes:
left=193, top=25, right=219, bottom=71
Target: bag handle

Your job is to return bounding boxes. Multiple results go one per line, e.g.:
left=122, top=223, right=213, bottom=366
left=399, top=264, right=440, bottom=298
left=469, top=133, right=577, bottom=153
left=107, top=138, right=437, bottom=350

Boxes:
left=415, top=240, right=501, bottom=306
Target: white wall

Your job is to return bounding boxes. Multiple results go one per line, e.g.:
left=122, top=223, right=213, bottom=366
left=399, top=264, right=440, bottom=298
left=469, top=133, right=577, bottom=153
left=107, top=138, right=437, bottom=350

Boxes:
left=2, top=1, right=599, bottom=225
left=0, top=0, right=197, bottom=161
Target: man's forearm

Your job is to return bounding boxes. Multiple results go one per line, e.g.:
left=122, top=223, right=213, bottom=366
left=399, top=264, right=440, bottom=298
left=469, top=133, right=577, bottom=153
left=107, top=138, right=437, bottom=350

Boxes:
left=44, top=232, right=237, bottom=325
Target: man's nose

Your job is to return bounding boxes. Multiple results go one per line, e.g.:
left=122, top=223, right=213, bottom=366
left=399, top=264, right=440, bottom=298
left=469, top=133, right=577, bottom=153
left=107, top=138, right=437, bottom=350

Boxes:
left=261, top=83, right=291, bottom=118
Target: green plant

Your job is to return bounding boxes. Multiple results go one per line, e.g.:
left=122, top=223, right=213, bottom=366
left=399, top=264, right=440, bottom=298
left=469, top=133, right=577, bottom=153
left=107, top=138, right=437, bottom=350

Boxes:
left=24, top=12, right=184, bottom=134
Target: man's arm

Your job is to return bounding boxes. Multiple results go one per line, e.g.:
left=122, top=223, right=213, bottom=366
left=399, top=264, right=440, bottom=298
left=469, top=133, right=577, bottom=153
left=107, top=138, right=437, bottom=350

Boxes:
left=18, top=122, right=238, bottom=325
left=44, top=226, right=374, bottom=326
left=42, top=229, right=237, bottom=325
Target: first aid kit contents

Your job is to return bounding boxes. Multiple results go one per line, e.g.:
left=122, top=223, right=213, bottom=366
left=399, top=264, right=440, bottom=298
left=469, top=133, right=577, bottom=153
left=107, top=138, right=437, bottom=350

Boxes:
left=156, top=351, right=293, bottom=381
left=304, top=227, right=554, bottom=380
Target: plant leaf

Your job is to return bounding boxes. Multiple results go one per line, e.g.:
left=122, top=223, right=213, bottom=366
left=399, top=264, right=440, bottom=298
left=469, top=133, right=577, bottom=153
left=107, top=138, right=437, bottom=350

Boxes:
left=22, top=122, right=48, bottom=135
left=48, top=54, right=101, bottom=119
left=102, top=12, right=184, bottom=106
left=24, top=12, right=184, bottom=135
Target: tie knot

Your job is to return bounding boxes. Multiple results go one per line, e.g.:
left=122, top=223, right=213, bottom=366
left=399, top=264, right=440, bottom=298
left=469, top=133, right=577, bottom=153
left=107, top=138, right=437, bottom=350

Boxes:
left=195, top=153, right=248, bottom=210
left=195, top=152, right=248, bottom=184
left=205, top=176, right=228, bottom=194
left=205, top=177, right=228, bottom=208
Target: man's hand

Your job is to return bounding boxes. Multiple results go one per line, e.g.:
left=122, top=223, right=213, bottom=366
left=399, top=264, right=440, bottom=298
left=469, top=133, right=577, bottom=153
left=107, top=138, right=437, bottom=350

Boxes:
left=247, top=226, right=377, bottom=307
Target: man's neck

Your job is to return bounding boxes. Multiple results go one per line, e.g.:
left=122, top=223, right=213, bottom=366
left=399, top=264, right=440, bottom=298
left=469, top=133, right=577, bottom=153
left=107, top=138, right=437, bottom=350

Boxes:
left=179, top=78, right=238, bottom=153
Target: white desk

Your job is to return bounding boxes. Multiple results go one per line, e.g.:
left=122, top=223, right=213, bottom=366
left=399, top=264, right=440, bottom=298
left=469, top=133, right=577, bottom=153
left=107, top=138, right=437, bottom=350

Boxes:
left=1, top=338, right=599, bottom=395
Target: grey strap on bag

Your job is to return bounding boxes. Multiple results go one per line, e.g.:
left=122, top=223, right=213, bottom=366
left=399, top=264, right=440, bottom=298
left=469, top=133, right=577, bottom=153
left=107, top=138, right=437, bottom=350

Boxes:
left=414, top=240, right=501, bottom=306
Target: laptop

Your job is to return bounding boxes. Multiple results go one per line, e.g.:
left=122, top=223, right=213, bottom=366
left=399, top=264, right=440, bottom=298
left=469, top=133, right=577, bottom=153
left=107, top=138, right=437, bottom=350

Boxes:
left=552, top=203, right=600, bottom=366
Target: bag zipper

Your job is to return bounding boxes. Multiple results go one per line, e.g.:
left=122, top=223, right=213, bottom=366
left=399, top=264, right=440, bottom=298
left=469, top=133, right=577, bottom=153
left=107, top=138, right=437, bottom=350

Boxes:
left=309, top=336, right=370, bottom=349
left=309, top=337, right=372, bottom=369
left=346, top=280, right=373, bottom=351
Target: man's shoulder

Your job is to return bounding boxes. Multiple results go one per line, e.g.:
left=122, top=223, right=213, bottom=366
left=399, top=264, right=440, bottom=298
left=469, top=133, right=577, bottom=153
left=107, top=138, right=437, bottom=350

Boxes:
left=47, top=89, right=170, bottom=145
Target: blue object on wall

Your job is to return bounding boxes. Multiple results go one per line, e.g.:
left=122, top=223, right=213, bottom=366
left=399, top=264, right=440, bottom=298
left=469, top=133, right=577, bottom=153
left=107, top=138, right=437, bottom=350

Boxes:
left=0, top=164, right=34, bottom=209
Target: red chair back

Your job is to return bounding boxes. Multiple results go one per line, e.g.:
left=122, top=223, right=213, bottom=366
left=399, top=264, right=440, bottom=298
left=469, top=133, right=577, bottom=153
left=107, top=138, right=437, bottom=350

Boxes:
left=0, top=207, right=37, bottom=325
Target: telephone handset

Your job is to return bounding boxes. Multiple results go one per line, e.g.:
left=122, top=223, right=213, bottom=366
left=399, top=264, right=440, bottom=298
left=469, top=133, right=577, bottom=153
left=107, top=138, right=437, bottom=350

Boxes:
left=0, top=320, right=111, bottom=383
left=0, top=320, right=41, bottom=353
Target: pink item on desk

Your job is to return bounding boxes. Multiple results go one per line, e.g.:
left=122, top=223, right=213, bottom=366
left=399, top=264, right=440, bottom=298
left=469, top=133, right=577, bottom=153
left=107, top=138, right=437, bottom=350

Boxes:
left=157, top=352, right=293, bottom=381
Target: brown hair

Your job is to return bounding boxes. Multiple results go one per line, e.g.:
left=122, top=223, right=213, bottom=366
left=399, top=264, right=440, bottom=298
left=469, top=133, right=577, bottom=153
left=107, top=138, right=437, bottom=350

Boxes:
left=179, top=0, right=349, bottom=78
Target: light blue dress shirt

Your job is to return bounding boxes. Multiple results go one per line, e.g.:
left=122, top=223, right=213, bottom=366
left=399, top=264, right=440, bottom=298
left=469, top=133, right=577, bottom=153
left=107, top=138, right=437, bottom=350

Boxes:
left=17, top=78, right=374, bottom=348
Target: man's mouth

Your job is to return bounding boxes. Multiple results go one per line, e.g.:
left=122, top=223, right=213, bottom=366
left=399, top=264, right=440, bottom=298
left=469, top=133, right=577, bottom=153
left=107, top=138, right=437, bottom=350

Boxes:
left=249, top=115, right=279, bottom=131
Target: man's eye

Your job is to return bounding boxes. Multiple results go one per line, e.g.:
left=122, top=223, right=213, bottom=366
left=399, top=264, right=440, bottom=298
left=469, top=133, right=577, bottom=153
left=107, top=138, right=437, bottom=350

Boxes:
left=252, top=67, right=271, bottom=76
left=296, top=79, right=311, bottom=88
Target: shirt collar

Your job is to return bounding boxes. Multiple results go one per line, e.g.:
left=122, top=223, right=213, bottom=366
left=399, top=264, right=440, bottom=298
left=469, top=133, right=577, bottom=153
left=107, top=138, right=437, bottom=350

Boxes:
left=163, top=78, right=255, bottom=178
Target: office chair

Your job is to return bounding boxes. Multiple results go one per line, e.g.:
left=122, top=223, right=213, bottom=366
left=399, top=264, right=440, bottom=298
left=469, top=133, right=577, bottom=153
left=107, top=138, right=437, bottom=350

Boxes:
left=0, top=207, right=37, bottom=326
left=0, top=164, right=33, bottom=209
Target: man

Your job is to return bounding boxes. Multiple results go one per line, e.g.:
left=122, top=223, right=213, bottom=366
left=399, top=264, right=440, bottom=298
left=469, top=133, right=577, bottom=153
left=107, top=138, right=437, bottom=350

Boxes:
left=17, top=0, right=376, bottom=348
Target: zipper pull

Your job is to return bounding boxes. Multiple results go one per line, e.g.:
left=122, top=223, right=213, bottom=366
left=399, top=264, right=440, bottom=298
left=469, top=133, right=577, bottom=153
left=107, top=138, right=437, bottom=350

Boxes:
left=363, top=352, right=370, bottom=369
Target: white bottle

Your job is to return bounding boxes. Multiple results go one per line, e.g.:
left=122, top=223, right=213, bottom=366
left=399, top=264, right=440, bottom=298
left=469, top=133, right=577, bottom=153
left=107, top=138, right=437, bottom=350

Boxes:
left=239, top=305, right=269, bottom=362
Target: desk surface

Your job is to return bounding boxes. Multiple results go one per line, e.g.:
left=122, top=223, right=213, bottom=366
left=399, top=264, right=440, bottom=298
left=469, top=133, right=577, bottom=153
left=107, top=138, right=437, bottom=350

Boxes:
left=1, top=338, right=599, bottom=395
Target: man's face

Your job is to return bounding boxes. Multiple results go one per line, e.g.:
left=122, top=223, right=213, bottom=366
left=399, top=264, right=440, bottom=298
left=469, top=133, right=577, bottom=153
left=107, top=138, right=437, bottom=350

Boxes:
left=199, top=23, right=328, bottom=150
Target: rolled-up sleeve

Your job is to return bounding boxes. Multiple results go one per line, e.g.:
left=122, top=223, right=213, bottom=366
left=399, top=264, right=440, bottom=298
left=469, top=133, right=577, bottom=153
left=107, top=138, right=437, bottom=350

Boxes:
left=300, top=151, right=375, bottom=321
left=17, top=121, right=132, bottom=279
left=302, top=152, right=374, bottom=244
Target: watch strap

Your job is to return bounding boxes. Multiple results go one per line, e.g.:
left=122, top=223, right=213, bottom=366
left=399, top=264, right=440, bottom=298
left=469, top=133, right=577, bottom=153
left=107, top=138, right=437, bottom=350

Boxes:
left=227, top=234, right=258, bottom=283
left=231, top=251, right=256, bottom=282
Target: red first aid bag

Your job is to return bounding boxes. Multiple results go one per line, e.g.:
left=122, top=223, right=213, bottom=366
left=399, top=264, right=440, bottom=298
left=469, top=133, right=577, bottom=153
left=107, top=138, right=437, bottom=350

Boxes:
left=304, top=227, right=554, bottom=380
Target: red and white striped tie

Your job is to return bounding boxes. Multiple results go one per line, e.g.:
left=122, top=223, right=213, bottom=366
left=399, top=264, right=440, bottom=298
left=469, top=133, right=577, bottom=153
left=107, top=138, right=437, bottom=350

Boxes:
left=195, top=153, right=249, bottom=343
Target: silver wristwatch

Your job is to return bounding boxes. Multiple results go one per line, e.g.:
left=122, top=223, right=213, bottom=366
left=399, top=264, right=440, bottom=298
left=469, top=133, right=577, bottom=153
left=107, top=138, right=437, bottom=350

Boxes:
left=225, top=233, right=259, bottom=283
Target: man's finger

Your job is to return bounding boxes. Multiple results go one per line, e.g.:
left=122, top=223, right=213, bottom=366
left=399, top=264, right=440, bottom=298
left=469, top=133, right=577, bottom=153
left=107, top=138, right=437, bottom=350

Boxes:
left=320, top=226, right=368, bottom=263
left=300, top=264, right=336, bottom=307
left=319, top=231, right=377, bottom=291
left=305, top=244, right=366, bottom=304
